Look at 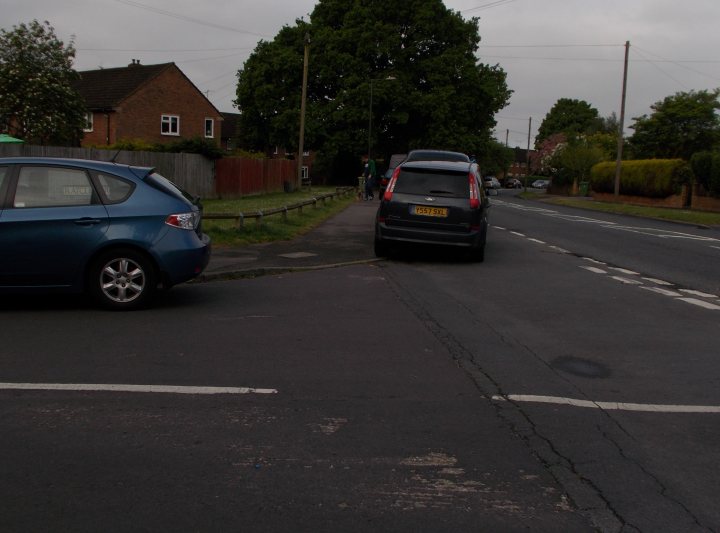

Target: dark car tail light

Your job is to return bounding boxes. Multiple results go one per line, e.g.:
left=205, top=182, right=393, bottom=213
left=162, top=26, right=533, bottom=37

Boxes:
left=383, top=166, right=402, bottom=201
left=469, top=173, right=480, bottom=209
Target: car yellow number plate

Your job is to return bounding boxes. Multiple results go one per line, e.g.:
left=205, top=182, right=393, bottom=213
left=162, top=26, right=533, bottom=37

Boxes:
left=413, top=205, right=448, bottom=217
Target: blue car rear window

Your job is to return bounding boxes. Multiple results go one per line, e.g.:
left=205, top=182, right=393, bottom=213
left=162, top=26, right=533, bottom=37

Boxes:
left=144, top=172, right=195, bottom=204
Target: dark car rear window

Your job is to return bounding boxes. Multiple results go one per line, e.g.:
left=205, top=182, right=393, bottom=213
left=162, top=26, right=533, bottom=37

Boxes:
left=394, top=169, right=469, bottom=197
left=406, top=151, right=469, bottom=162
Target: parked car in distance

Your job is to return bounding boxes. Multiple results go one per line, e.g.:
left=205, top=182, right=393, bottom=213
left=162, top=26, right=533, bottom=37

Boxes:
left=375, top=160, right=489, bottom=261
left=505, top=178, right=522, bottom=189
left=532, top=179, right=550, bottom=189
left=0, top=157, right=211, bottom=310
left=484, top=176, right=501, bottom=189
left=405, top=149, right=470, bottom=163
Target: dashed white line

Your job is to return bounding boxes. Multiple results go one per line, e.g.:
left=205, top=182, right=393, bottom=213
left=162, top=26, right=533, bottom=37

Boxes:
left=677, top=298, right=720, bottom=311
left=527, top=238, right=546, bottom=244
left=609, top=267, right=640, bottom=275
left=641, top=286, right=683, bottom=297
left=582, top=257, right=606, bottom=265
left=580, top=266, right=607, bottom=274
left=611, top=276, right=644, bottom=285
left=0, top=383, right=278, bottom=395
left=642, top=277, right=673, bottom=286
left=680, top=289, right=718, bottom=299
left=493, top=394, right=720, bottom=413
left=510, top=231, right=526, bottom=237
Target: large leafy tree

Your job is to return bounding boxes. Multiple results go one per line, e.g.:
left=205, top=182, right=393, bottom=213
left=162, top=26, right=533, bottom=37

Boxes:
left=235, top=0, right=511, bottom=180
left=0, top=20, right=87, bottom=145
left=629, top=89, right=720, bottom=160
left=535, top=98, right=602, bottom=146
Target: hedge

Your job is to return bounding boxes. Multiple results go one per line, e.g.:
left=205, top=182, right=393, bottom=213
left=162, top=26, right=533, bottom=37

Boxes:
left=690, top=152, right=720, bottom=197
left=590, top=159, right=692, bottom=198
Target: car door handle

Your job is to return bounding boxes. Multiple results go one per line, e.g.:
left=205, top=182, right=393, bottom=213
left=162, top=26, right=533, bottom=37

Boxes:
left=74, top=218, right=103, bottom=226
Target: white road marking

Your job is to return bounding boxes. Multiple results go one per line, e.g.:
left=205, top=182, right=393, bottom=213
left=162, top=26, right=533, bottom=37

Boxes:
left=642, top=277, right=674, bottom=286
left=680, top=289, right=718, bottom=299
left=494, top=199, right=720, bottom=243
left=527, top=238, right=546, bottom=244
left=493, top=394, right=720, bottom=413
left=0, top=382, right=278, bottom=394
left=677, top=298, right=720, bottom=310
left=549, top=246, right=570, bottom=254
left=493, top=225, right=507, bottom=230
left=641, top=286, right=683, bottom=297
left=609, top=267, right=639, bottom=276
left=580, top=266, right=607, bottom=274
left=582, top=257, right=606, bottom=265
left=611, top=276, right=644, bottom=285
left=510, top=231, right=526, bottom=237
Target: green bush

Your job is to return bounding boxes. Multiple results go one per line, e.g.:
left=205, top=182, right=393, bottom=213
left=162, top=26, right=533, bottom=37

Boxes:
left=105, top=136, right=224, bottom=160
left=590, top=159, right=692, bottom=198
left=690, top=151, right=720, bottom=197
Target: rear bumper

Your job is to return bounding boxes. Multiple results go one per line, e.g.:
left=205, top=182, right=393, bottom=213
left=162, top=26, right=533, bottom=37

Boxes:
left=155, top=231, right=212, bottom=287
left=376, top=222, right=485, bottom=248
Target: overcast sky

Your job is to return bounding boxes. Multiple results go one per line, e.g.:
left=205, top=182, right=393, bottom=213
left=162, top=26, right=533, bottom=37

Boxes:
left=3, top=0, right=720, bottom=147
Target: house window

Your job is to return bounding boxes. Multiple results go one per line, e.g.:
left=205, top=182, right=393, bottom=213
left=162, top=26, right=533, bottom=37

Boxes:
left=301, top=166, right=309, bottom=179
left=161, top=115, right=180, bottom=136
left=83, top=112, right=94, bottom=132
left=303, top=150, right=310, bottom=157
left=273, top=146, right=279, bottom=155
left=204, top=118, right=214, bottom=138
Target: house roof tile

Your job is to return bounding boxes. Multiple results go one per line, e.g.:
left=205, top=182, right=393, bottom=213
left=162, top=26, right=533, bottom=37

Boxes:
left=74, top=62, right=174, bottom=109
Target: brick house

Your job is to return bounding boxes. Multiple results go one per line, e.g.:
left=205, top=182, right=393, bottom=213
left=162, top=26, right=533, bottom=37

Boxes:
left=75, top=61, right=223, bottom=147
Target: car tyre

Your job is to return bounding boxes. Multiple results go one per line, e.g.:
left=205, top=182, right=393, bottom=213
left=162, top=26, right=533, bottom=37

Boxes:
left=374, top=237, right=389, bottom=258
left=470, top=244, right=485, bottom=263
left=88, top=248, right=156, bottom=310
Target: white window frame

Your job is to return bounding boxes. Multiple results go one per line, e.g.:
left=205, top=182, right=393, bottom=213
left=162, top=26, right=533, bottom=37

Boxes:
left=204, top=118, right=214, bottom=138
left=161, top=114, right=180, bottom=136
left=83, top=112, right=94, bottom=133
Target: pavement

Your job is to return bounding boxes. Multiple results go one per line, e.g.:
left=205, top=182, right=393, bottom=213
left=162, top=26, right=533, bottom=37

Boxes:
left=198, top=197, right=382, bottom=281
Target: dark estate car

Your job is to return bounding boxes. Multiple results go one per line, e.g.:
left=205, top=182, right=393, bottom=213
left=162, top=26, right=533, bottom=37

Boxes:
left=374, top=160, right=489, bottom=261
left=0, top=157, right=211, bottom=310
left=405, top=149, right=470, bottom=163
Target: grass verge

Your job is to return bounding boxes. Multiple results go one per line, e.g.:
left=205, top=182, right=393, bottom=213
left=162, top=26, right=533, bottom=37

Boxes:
left=519, top=191, right=720, bottom=227
left=202, top=187, right=357, bottom=247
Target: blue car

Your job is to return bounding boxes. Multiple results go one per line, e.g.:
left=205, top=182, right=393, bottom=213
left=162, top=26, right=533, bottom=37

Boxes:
left=0, top=157, right=211, bottom=309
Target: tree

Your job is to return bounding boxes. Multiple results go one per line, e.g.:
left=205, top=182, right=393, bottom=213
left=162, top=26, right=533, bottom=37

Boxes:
left=235, top=0, right=511, bottom=181
left=535, top=98, right=601, bottom=146
left=479, top=140, right=514, bottom=177
left=558, top=136, right=607, bottom=192
left=628, top=89, right=720, bottom=160
left=0, top=20, right=87, bottom=145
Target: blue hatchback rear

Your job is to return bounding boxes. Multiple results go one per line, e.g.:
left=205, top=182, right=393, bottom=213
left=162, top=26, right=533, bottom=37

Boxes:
left=0, top=157, right=211, bottom=309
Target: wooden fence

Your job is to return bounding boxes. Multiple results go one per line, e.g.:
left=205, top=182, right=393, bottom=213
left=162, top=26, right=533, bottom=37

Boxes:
left=0, top=144, right=215, bottom=198
left=215, top=157, right=297, bottom=198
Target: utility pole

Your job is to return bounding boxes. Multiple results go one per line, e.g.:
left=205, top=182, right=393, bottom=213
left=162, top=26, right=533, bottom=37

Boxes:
left=614, top=40, right=630, bottom=196
left=525, top=117, right=532, bottom=189
left=505, top=129, right=509, bottom=147
left=297, top=33, right=310, bottom=190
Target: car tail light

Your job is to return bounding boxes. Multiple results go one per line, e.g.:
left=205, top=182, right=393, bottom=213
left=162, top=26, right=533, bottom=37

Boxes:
left=469, top=173, right=480, bottom=209
left=383, top=167, right=402, bottom=201
left=166, top=211, right=200, bottom=230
